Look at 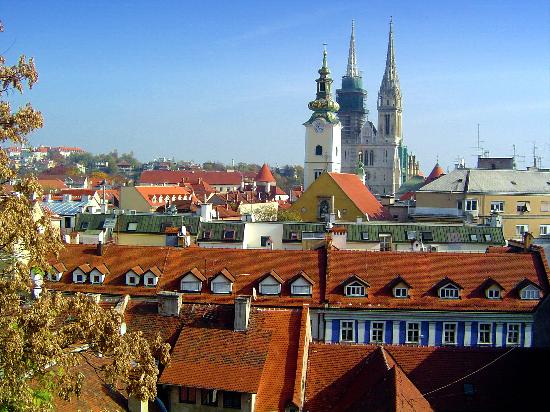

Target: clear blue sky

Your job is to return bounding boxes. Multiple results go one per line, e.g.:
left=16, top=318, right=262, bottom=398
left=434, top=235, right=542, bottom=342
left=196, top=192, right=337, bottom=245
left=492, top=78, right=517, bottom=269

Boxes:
left=2, top=0, right=549, bottom=172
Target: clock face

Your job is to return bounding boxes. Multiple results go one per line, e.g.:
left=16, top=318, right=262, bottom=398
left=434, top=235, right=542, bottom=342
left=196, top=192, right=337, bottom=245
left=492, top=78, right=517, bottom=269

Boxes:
left=313, top=119, right=325, bottom=134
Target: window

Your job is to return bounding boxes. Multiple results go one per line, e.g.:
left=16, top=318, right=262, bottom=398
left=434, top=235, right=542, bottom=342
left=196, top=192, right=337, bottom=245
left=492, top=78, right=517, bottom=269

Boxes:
left=484, top=234, right=492, bottom=242
left=179, top=386, right=196, bottom=404
left=457, top=200, right=463, bottom=210
left=145, top=276, right=155, bottom=286
left=421, top=231, right=433, bottom=241
left=212, top=282, right=231, bottom=294
left=541, top=201, right=550, bottom=212
left=318, top=82, right=326, bottom=92
left=340, top=320, right=355, bottom=342
left=384, top=114, right=390, bottom=134
left=80, top=221, right=89, bottom=230
left=260, top=236, right=271, bottom=247
left=515, top=225, right=529, bottom=237
left=223, top=230, right=235, bottom=240
left=478, top=323, right=492, bottom=344
left=290, top=232, right=299, bottom=241
left=291, top=284, right=312, bottom=295
left=465, top=199, right=478, bottom=211
left=127, top=275, right=137, bottom=285
left=406, top=322, right=420, bottom=344
left=91, top=274, right=101, bottom=284
left=361, top=232, right=369, bottom=240
left=75, top=274, right=83, bottom=283
left=490, top=201, right=504, bottom=213
left=506, top=323, right=520, bottom=345
left=223, top=392, right=241, bottom=409
left=379, top=234, right=392, bottom=251
left=64, top=216, right=72, bottom=228
left=540, top=225, right=550, bottom=236
left=370, top=321, right=385, bottom=343
left=394, top=287, right=408, bottom=298
left=180, top=280, right=201, bottom=292
left=203, top=230, right=212, bottom=240
left=314, top=169, right=323, bottom=180
left=127, top=222, right=138, bottom=231
left=443, top=323, right=457, bottom=345
left=345, top=282, right=365, bottom=297
left=486, top=288, right=501, bottom=299
left=516, top=201, right=531, bottom=213
left=201, top=389, right=218, bottom=406
left=259, top=283, right=281, bottom=295
left=315, top=145, right=323, bottom=156
left=520, top=285, right=540, bottom=300
left=469, top=234, right=478, bottom=241
left=439, top=285, right=459, bottom=299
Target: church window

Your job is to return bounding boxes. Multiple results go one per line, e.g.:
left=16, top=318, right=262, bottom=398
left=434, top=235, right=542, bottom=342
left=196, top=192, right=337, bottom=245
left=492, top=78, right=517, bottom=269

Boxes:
left=319, top=82, right=326, bottom=93
left=315, top=145, right=322, bottom=156
left=387, top=100, right=389, bottom=105
left=385, top=114, right=390, bottom=135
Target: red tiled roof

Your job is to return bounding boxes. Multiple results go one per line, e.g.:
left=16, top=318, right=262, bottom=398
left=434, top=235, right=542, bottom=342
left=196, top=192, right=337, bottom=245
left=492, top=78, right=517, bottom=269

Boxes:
left=326, top=249, right=548, bottom=312
left=38, top=178, right=67, bottom=191
left=255, top=164, right=276, bottom=183
left=57, top=188, right=98, bottom=197
left=133, top=186, right=190, bottom=207
left=425, top=163, right=445, bottom=183
left=140, top=170, right=245, bottom=186
left=46, top=245, right=324, bottom=307
left=158, top=306, right=306, bottom=411
left=327, top=173, right=389, bottom=220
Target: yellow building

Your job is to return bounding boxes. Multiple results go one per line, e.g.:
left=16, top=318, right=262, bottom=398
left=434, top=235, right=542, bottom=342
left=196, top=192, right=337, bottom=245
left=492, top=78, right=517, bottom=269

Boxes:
left=416, top=169, right=550, bottom=240
left=289, top=172, right=387, bottom=222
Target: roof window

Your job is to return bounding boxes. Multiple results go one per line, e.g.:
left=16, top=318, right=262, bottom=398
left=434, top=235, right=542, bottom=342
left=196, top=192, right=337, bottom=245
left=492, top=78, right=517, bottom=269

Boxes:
left=127, top=222, right=138, bottom=231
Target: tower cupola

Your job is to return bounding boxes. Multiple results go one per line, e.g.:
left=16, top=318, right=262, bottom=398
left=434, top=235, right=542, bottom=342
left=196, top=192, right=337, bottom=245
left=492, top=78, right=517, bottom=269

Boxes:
left=307, top=46, right=340, bottom=124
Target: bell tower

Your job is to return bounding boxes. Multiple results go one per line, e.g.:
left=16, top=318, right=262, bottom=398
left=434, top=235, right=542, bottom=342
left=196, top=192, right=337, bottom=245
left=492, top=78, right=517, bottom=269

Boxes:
left=303, top=46, right=342, bottom=190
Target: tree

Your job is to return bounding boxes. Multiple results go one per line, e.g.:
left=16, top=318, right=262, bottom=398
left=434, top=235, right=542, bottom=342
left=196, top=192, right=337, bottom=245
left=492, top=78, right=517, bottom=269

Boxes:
left=0, top=23, right=169, bottom=411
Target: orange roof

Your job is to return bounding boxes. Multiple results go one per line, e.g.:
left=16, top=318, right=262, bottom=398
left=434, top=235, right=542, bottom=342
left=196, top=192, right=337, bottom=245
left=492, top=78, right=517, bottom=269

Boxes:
left=425, top=163, right=445, bottom=183
left=326, top=249, right=548, bottom=312
left=255, top=164, right=276, bottom=183
left=140, top=170, right=246, bottom=186
left=46, top=245, right=324, bottom=307
left=328, top=173, right=389, bottom=220
left=134, top=186, right=190, bottom=207
left=38, top=178, right=67, bottom=191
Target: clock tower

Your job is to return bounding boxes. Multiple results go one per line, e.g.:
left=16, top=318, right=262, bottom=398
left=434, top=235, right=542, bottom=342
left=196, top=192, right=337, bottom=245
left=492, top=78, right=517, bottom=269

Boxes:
left=304, top=46, right=342, bottom=190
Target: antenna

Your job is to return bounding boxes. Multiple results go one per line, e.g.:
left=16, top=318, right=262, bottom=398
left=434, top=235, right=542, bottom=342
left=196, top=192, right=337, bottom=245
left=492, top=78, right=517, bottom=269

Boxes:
left=470, top=123, right=485, bottom=163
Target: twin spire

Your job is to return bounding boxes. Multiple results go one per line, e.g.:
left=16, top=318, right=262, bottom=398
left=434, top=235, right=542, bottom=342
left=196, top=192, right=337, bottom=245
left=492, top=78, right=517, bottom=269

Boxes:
left=381, top=17, right=400, bottom=90
left=346, top=20, right=359, bottom=77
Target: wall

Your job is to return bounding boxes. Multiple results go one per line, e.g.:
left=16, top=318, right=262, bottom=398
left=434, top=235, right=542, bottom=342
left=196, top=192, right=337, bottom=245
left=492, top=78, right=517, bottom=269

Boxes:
left=167, top=386, right=254, bottom=412
left=116, top=233, right=167, bottom=246
left=243, top=222, right=284, bottom=249
left=120, top=187, right=151, bottom=212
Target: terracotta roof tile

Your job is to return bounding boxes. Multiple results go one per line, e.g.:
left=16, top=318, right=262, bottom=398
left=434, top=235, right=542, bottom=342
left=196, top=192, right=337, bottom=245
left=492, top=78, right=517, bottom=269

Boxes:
left=255, top=164, right=276, bottom=183
left=140, top=170, right=246, bottom=186
left=327, top=173, right=389, bottom=220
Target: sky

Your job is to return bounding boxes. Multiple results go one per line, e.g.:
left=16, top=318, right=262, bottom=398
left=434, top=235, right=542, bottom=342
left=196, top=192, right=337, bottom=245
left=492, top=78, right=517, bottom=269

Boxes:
left=1, top=0, right=549, bottom=172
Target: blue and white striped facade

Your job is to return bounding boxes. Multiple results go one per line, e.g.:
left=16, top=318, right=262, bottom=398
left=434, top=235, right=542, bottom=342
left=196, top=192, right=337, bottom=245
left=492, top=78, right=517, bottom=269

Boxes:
left=312, top=310, right=535, bottom=348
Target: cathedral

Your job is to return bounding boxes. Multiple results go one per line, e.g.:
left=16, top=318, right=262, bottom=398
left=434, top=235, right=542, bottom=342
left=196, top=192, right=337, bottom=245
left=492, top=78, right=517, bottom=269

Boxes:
left=304, top=19, right=420, bottom=196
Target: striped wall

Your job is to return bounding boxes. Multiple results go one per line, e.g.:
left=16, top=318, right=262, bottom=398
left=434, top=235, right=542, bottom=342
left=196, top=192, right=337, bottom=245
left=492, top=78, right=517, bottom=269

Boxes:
left=323, top=318, right=534, bottom=348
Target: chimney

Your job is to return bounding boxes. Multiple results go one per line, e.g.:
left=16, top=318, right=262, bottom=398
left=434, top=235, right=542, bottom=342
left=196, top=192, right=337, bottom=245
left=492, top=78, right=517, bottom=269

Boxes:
left=96, top=241, right=104, bottom=256
left=234, top=296, right=251, bottom=332
left=157, top=291, right=182, bottom=316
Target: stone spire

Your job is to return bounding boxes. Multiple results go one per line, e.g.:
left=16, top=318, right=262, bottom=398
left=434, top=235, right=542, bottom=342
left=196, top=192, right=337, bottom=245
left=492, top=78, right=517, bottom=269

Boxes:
left=381, top=17, right=400, bottom=91
left=346, top=20, right=359, bottom=77
left=307, top=45, right=340, bottom=124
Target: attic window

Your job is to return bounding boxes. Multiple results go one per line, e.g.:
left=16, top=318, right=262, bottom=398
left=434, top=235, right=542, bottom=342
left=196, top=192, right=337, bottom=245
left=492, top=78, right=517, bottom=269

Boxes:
left=223, top=229, right=235, bottom=240
left=486, top=287, right=501, bottom=299
left=520, top=285, right=540, bottom=300
left=439, top=284, right=460, bottom=299
left=80, top=221, right=89, bottom=230
left=361, top=232, right=369, bottom=240
left=75, top=274, right=84, bottom=283
left=127, top=275, right=137, bottom=285
left=90, top=274, right=102, bottom=284
left=421, top=231, right=433, bottom=241
left=127, top=222, right=138, bottom=231
left=394, top=287, right=408, bottom=298
left=345, top=282, right=366, bottom=297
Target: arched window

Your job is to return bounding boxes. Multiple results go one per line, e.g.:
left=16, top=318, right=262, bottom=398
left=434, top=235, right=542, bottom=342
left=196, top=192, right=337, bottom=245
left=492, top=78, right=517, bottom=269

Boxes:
left=370, top=150, right=374, bottom=166
left=358, top=151, right=363, bottom=164
left=315, top=145, right=323, bottom=156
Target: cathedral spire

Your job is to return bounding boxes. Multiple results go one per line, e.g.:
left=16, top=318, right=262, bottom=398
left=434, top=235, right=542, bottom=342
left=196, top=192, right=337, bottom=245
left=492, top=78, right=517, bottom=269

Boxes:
left=381, top=17, right=400, bottom=90
left=307, top=46, right=340, bottom=124
left=346, top=20, right=359, bottom=77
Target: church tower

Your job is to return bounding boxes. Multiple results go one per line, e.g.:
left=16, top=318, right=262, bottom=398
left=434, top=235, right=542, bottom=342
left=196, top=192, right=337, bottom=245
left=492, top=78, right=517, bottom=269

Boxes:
left=303, top=47, right=342, bottom=190
left=369, top=18, right=404, bottom=195
left=337, top=21, right=368, bottom=173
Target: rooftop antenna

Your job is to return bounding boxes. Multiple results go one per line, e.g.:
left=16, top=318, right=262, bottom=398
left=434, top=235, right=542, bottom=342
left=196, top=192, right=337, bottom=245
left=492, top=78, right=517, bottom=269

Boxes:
left=509, top=144, right=525, bottom=169
left=470, top=123, right=485, bottom=163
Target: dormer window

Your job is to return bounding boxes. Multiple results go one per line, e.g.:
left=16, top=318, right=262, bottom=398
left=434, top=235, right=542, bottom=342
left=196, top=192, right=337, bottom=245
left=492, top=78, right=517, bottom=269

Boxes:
left=440, top=284, right=460, bottom=299
left=390, top=276, right=412, bottom=298
left=394, top=287, right=408, bottom=298
left=89, top=264, right=109, bottom=284
left=180, top=268, right=205, bottom=293
left=49, top=262, right=66, bottom=282
left=361, top=232, right=369, bottom=240
left=290, top=272, right=314, bottom=296
left=91, top=274, right=101, bottom=284
left=290, top=232, right=298, bottom=241
left=75, top=274, right=84, bottom=283
left=125, top=265, right=143, bottom=286
left=259, top=271, right=283, bottom=295
left=143, top=266, right=162, bottom=287
left=127, top=222, right=138, bottom=231
left=223, top=229, right=236, bottom=240
left=345, top=282, right=365, bottom=297
left=487, top=288, right=501, bottom=299
left=210, top=269, right=235, bottom=294
left=72, top=264, right=91, bottom=284
left=520, top=284, right=540, bottom=300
